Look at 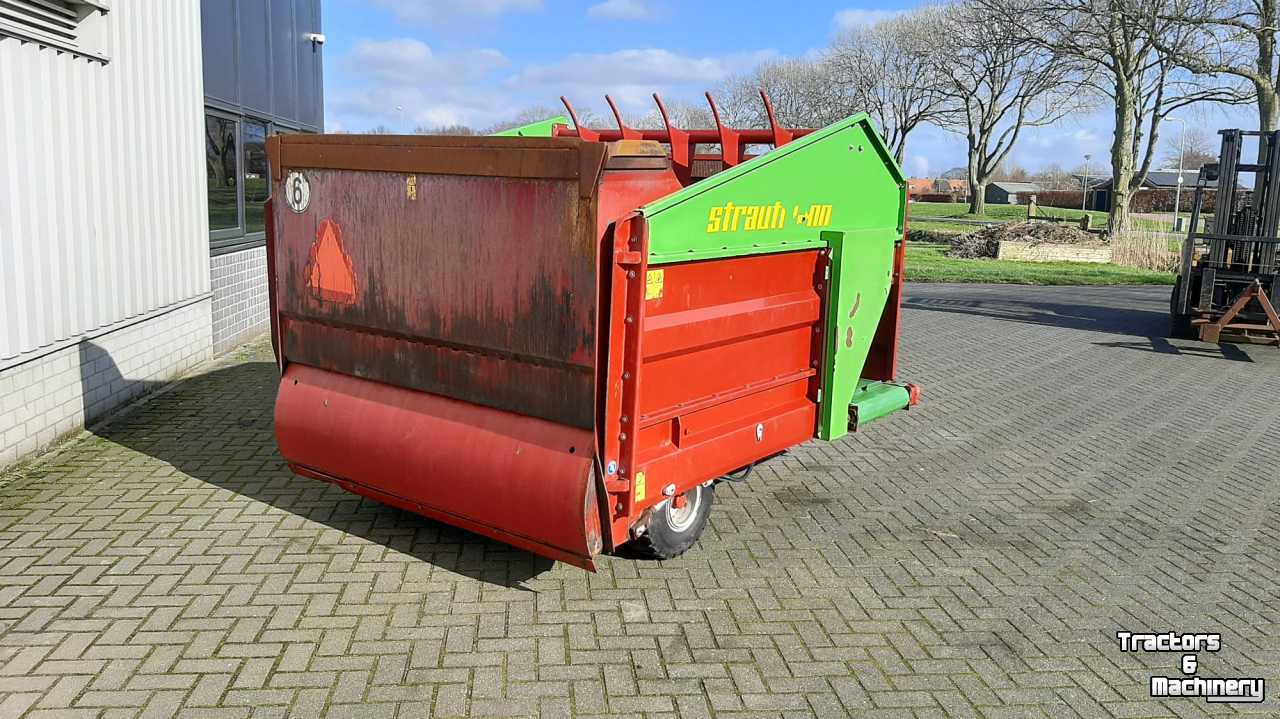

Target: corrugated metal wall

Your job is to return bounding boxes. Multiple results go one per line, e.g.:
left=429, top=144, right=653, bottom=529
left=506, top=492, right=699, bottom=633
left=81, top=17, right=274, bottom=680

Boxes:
left=0, top=1, right=210, bottom=362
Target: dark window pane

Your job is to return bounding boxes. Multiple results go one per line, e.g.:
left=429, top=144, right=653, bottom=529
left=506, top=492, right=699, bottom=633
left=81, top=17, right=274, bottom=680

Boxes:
left=243, top=121, right=269, bottom=234
left=206, top=115, right=239, bottom=232
left=201, top=1, right=238, bottom=104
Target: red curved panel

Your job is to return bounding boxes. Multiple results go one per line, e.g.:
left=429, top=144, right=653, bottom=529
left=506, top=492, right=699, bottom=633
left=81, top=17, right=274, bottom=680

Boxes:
left=275, top=364, right=602, bottom=569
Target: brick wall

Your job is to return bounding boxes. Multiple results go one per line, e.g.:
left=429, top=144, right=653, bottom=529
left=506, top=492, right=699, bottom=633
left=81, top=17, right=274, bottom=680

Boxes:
left=211, top=246, right=270, bottom=355
left=0, top=299, right=212, bottom=469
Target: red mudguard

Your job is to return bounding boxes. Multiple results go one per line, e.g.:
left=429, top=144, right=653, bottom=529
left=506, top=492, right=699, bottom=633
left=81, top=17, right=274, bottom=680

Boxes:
left=275, top=363, right=604, bottom=570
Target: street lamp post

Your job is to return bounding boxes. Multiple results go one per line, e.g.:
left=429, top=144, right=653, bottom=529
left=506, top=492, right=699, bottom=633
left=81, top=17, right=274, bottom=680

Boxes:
left=1081, top=154, right=1091, bottom=212
left=1167, top=117, right=1187, bottom=232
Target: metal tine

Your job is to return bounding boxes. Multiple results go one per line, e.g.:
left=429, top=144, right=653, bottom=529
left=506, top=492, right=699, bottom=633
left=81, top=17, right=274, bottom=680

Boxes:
left=604, top=95, right=641, bottom=140
left=759, top=90, right=792, bottom=148
left=653, top=93, right=694, bottom=184
left=558, top=95, right=600, bottom=142
left=703, top=91, right=743, bottom=167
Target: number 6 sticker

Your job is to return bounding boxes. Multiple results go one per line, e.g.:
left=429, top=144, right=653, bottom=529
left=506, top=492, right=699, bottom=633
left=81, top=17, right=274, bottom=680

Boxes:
left=285, top=171, right=311, bottom=214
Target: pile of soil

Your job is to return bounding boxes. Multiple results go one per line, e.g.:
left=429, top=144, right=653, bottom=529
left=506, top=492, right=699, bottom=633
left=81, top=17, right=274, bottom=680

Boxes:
left=948, top=221, right=1100, bottom=259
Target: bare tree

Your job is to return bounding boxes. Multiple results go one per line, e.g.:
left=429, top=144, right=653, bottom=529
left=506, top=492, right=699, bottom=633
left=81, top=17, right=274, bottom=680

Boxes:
left=1140, top=0, right=1275, bottom=133
left=1160, top=124, right=1218, bottom=167
left=980, top=0, right=1244, bottom=233
left=827, top=7, right=955, bottom=165
left=715, top=59, right=848, bottom=128
left=415, top=124, right=477, bottom=135
left=628, top=100, right=714, bottom=130
left=930, top=1, right=1087, bottom=215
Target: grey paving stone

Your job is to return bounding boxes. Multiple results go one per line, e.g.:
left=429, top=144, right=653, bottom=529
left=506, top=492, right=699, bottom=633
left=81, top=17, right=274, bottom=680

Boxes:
left=1, top=283, right=1278, bottom=717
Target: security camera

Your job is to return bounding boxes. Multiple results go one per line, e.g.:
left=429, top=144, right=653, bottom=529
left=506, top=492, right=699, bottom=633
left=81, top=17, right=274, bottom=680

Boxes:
left=304, top=32, right=326, bottom=45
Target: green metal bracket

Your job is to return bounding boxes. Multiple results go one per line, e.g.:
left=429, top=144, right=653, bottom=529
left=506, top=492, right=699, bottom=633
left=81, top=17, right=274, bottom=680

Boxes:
left=816, top=230, right=897, bottom=441
left=491, top=115, right=571, bottom=137
left=848, top=380, right=911, bottom=430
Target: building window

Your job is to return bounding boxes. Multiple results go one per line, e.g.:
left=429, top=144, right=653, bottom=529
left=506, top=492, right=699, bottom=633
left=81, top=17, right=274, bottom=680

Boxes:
left=0, top=0, right=111, bottom=62
left=243, top=120, right=269, bottom=235
left=206, top=114, right=239, bottom=233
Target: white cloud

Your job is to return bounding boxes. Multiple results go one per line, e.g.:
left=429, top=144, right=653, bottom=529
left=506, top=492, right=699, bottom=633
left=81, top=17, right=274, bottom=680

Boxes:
left=371, top=0, right=542, bottom=24
left=588, top=0, right=652, bottom=19
left=514, top=48, right=772, bottom=88
left=330, top=42, right=780, bottom=133
left=510, top=48, right=778, bottom=110
left=344, top=38, right=509, bottom=85
left=832, top=8, right=900, bottom=32
left=909, top=155, right=929, bottom=176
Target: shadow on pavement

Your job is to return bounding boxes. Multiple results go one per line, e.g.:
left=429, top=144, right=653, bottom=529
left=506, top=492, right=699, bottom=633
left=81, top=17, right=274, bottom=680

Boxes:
left=85, top=351, right=556, bottom=589
left=902, top=294, right=1168, bottom=337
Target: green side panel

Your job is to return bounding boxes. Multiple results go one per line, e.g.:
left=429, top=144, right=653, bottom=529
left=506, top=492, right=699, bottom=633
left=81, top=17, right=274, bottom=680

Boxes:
left=848, top=380, right=911, bottom=430
left=491, top=115, right=571, bottom=137
left=817, top=230, right=896, bottom=441
left=634, top=112, right=907, bottom=441
left=640, top=112, right=904, bottom=264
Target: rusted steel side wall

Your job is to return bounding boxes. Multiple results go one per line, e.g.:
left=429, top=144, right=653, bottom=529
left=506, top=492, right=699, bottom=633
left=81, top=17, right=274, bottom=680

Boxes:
left=272, top=167, right=598, bottom=429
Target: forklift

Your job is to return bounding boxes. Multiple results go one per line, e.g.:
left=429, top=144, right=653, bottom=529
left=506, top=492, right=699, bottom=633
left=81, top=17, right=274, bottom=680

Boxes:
left=1170, top=129, right=1280, bottom=345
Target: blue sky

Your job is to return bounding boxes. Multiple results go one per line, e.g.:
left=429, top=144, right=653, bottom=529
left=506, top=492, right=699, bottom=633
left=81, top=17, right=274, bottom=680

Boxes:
left=322, top=0, right=1257, bottom=177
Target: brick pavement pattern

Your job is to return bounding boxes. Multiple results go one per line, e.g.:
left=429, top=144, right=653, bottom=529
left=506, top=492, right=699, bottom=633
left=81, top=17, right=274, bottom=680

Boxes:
left=1, top=283, right=1279, bottom=718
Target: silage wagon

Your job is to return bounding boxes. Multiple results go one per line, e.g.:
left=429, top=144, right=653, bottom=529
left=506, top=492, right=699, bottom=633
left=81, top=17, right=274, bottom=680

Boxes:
left=264, top=93, right=918, bottom=569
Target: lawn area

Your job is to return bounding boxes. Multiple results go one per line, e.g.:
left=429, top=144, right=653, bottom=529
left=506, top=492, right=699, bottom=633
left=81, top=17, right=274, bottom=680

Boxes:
left=904, top=242, right=1175, bottom=286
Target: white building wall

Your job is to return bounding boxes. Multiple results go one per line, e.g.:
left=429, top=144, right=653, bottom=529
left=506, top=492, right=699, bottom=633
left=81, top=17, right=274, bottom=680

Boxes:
left=0, top=1, right=211, bottom=467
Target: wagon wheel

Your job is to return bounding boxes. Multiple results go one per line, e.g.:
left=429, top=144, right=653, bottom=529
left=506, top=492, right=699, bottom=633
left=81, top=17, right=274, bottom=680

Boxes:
left=627, top=483, right=715, bottom=560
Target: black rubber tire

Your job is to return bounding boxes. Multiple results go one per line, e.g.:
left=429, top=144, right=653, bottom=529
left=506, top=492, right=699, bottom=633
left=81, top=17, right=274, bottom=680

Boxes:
left=1169, top=278, right=1195, bottom=340
left=625, top=483, right=715, bottom=560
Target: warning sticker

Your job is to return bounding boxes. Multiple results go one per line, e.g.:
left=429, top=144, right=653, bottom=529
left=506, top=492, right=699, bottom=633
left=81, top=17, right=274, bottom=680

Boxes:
left=645, top=270, right=664, bottom=300
left=634, top=471, right=646, bottom=501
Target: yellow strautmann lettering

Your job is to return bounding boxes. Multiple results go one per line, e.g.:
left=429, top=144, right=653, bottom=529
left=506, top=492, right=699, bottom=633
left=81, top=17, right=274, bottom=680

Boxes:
left=706, top=201, right=832, bottom=233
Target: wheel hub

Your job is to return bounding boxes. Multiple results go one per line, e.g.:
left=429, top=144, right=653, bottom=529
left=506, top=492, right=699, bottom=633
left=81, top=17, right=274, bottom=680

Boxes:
left=663, top=486, right=701, bottom=533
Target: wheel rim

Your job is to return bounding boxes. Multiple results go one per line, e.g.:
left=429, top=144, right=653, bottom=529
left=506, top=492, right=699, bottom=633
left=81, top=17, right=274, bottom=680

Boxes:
left=663, top=486, right=702, bottom=533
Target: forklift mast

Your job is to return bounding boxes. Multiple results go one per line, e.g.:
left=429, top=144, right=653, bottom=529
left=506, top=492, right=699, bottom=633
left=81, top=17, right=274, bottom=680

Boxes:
left=1171, top=129, right=1280, bottom=344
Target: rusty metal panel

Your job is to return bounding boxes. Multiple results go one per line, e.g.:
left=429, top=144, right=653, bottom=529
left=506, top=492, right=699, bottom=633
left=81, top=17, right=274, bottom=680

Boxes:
left=269, top=139, right=604, bottom=429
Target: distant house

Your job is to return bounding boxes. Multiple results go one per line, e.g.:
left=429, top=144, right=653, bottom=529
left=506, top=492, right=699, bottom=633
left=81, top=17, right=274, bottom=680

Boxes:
left=985, top=182, right=1041, bottom=205
left=906, top=178, right=933, bottom=198
left=933, top=178, right=968, bottom=196
left=1086, top=170, right=1213, bottom=212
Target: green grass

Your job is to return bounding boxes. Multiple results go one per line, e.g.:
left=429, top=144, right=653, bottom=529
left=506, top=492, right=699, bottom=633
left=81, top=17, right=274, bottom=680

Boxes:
left=904, top=243, right=1175, bottom=286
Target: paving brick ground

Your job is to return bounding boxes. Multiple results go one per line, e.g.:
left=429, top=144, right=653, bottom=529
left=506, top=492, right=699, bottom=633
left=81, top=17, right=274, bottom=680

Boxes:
left=2, top=283, right=1279, bottom=719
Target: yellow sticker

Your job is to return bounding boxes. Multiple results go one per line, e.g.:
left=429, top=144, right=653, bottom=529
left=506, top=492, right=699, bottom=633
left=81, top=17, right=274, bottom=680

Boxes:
left=645, top=270, right=663, bottom=300
left=634, top=471, right=646, bottom=501
left=406, top=175, right=417, bottom=200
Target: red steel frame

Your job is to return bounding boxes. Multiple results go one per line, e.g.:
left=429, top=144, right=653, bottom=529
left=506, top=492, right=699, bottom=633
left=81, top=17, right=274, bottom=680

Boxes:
left=556, top=91, right=814, bottom=186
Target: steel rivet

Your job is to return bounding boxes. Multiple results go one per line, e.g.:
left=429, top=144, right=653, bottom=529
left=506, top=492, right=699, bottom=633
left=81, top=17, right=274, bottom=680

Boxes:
left=811, top=360, right=819, bottom=367
left=628, top=271, right=636, bottom=279
left=755, top=423, right=765, bottom=442
left=621, top=415, right=629, bottom=424
left=625, top=315, right=634, bottom=324
left=623, top=371, right=631, bottom=380
left=619, top=432, right=627, bottom=441
left=662, top=484, right=676, bottom=497
left=816, top=283, right=823, bottom=290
